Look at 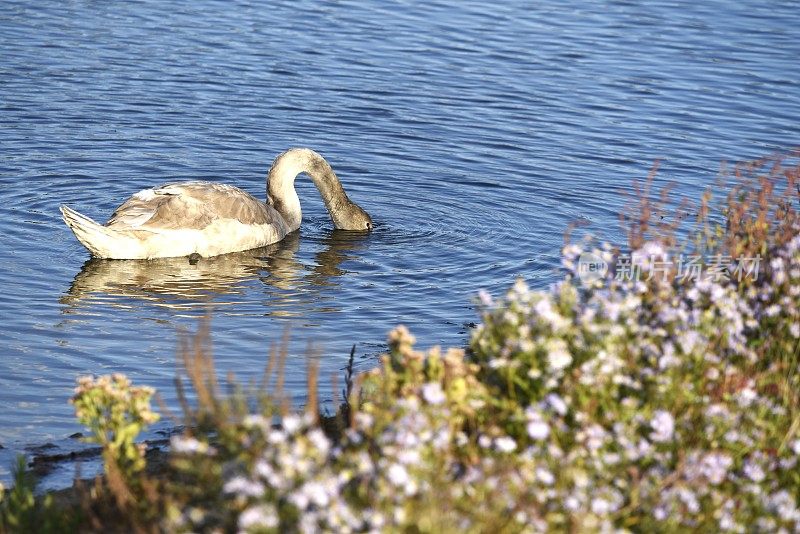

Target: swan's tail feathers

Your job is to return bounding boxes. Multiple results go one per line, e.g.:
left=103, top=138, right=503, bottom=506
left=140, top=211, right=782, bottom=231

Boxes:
left=60, top=205, right=139, bottom=259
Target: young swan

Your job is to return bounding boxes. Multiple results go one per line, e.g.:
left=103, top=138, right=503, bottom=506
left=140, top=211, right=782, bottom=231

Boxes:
left=60, top=148, right=373, bottom=259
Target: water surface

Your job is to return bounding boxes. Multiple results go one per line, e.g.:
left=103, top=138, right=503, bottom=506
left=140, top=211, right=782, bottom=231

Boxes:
left=1, top=0, right=798, bottom=482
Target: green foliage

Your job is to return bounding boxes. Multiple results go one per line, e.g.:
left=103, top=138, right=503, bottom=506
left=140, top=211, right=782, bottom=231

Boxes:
left=70, top=373, right=160, bottom=481
left=0, top=456, right=36, bottom=533
left=0, top=455, right=75, bottom=533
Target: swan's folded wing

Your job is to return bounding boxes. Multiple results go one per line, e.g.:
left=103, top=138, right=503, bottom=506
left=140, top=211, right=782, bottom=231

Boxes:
left=106, top=181, right=279, bottom=231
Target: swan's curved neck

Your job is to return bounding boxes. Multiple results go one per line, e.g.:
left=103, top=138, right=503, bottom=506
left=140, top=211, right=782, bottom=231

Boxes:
left=267, top=148, right=356, bottom=232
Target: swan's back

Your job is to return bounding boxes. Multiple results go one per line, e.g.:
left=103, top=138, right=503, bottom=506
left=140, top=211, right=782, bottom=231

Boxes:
left=61, top=181, right=291, bottom=259
left=107, top=182, right=279, bottom=231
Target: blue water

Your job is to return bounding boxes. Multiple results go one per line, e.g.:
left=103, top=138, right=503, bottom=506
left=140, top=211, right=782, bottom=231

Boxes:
left=0, top=0, right=798, bottom=483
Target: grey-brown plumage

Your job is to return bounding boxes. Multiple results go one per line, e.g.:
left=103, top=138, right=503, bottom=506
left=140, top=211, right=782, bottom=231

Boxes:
left=106, top=182, right=280, bottom=230
left=59, top=148, right=373, bottom=259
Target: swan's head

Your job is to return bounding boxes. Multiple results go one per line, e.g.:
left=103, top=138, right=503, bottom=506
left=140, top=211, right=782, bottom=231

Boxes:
left=333, top=201, right=373, bottom=231
left=267, top=147, right=374, bottom=232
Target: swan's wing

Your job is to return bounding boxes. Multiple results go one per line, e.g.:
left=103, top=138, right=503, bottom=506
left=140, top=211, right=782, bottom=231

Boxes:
left=106, top=181, right=279, bottom=231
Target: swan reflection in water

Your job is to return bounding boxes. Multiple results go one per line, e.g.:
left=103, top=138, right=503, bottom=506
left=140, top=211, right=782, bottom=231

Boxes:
left=60, top=230, right=371, bottom=316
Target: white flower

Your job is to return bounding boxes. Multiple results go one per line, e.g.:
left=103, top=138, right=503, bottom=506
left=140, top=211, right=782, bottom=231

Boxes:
left=387, top=464, right=410, bottom=487
left=282, top=414, right=302, bottom=434
left=171, top=435, right=211, bottom=455
left=649, top=410, right=675, bottom=443
left=534, top=298, right=567, bottom=329
left=421, top=382, right=446, bottom=405
left=584, top=424, right=607, bottom=451
left=792, top=439, right=800, bottom=455
left=512, top=278, right=529, bottom=295
left=591, top=497, right=611, bottom=515
left=489, top=357, right=510, bottom=369
left=242, top=414, right=269, bottom=430
left=709, top=284, right=725, bottom=303
left=544, top=393, right=568, bottom=415
left=766, top=490, right=800, bottom=522
left=431, top=428, right=450, bottom=450
left=564, top=496, right=580, bottom=511
left=677, top=488, right=700, bottom=514
left=298, top=513, right=317, bottom=534
left=546, top=340, right=573, bottom=371
left=653, top=506, right=668, bottom=521
left=266, top=429, right=286, bottom=445
left=302, top=480, right=331, bottom=507
left=603, top=301, right=622, bottom=322
left=638, top=241, right=666, bottom=259
left=525, top=408, right=550, bottom=440
left=494, top=436, right=517, bottom=453
left=635, top=439, right=653, bottom=459
left=393, top=505, right=407, bottom=525
left=719, top=513, right=738, bottom=531
left=791, top=323, right=800, bottom=338
left=224, top=476, right=265, bottom=498
left=573, top=470, right=589, bottom=489
left=289, top=490, right=310, bottom=511
left=705, top=403, right=729, bottom=419
left=736, top=387, right=758, bottom=407
left=527, top=419, right=550, bottom=440
left=743, top=460, right=765, bottom=482
left=306, top=428, right=330, bottom=456
left=535, top=467, right=555, bottom=486
left=238, top=504, right=278, bottom=530
left=678, top=330, right=702, bottom=354
left=397, top=449, right=421, bottom=465
left=478, top=289, right=494, bottom=307
left=700, top=452, right=733, bottom=485
left=254, top=459, right=273, bottom=479
left=354, top=412, right=374, bottom=429
left=658, top=342, right=679, bottom=370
